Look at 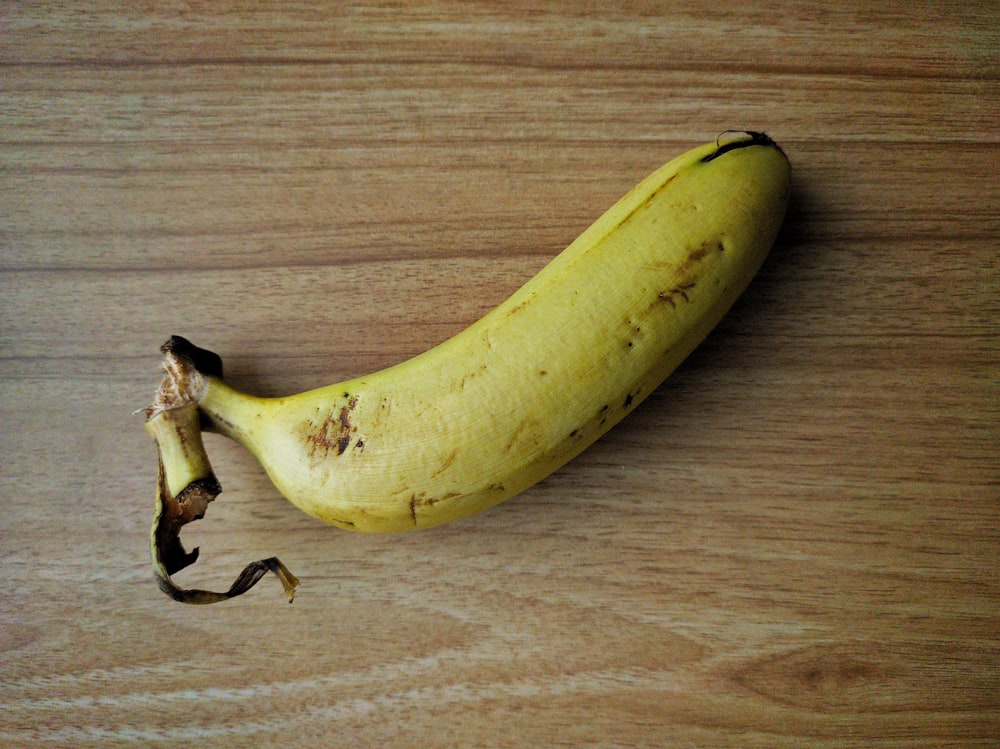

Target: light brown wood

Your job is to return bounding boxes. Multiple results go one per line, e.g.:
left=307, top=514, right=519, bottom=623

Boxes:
left=1, top=2, right=997, bottom=746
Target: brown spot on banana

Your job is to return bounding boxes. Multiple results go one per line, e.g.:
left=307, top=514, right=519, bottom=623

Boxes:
left=687, top=241, right=711, bottom=263
left=430, top=448, right=459, bottom=479
left=409, top=491, right=462, bottom=525
left=502, top=418, right=543, bottom=454
left=305, top=394, right=359, bottom=459
left=657, top=281, right=697, bottom=307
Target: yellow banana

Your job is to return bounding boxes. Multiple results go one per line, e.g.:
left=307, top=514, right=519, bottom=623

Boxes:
left=145, top=131, right=790, bottom=602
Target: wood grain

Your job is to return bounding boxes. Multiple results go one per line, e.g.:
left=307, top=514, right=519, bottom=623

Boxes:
left=1, top=2, right=997, bottom=747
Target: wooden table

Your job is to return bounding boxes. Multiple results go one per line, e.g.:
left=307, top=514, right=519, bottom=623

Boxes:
left=2, top=3, right=997, bottom=746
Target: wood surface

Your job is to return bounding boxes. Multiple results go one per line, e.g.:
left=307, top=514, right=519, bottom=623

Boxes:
left=1, top=2, right=998, bottom=747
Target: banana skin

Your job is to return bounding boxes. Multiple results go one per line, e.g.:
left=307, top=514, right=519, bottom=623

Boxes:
left=146, top=131, right=790, bottom=599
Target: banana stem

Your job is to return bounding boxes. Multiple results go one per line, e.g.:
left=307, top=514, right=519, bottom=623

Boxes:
left=143, top=340, right=299, bottom=604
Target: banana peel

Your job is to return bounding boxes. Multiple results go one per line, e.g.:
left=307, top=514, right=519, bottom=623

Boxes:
left=142, top=132, right=790, bottom=603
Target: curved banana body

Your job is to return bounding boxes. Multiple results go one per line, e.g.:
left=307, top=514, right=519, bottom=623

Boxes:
left=175, top=133, right=790, bottom=533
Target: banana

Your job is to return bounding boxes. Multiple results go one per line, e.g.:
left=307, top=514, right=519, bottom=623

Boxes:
left=145, top=131, right=790, bottom=601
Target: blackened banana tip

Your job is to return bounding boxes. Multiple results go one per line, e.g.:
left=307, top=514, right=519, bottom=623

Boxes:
left=701, top=130, right=782, bottom=162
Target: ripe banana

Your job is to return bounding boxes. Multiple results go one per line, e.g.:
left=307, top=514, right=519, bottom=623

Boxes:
left=145, top=131, right=790, bottom=602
